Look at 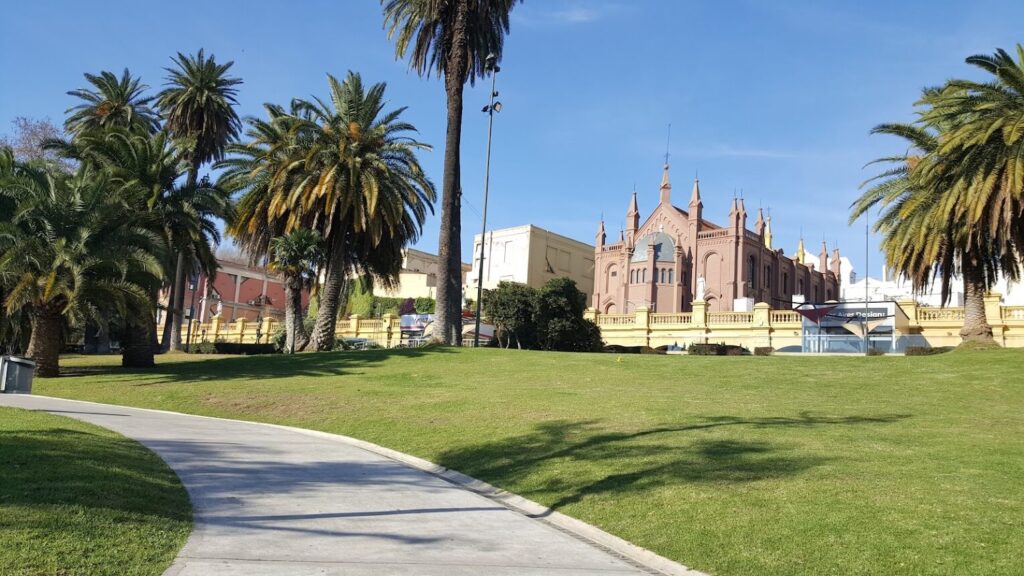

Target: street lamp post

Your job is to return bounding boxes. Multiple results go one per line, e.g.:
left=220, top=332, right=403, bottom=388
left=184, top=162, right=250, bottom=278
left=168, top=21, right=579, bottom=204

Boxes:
left=473, top=54, right=502, bottom=347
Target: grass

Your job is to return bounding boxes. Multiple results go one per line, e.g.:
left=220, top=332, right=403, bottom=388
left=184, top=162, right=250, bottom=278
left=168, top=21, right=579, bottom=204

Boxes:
left=35, top=347, right=1024, bottom=576
left=0, top=407, right=191, bottom=576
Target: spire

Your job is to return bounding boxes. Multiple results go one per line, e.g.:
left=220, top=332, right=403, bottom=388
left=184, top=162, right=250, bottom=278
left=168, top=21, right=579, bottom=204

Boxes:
left=830, top=246, right=842, bottom=278
left=659, top=163, right=671, bottom=204
left=797, top=236, right=806, bottom=264
left=596, top=218, right=606, bottom=248
left=627, top=191, right=639, bottom=236
left=819, top=240, right=828, bottom=273
left=689, top=176, right=702, bottom=208
left=764, top=214, right=773, bottom=249
left=755, top=207, right=765, bottom=236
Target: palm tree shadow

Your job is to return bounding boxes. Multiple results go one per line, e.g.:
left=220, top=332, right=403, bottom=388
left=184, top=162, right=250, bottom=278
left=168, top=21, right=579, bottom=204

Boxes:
left=61, top=346, right=456, bottom=383
left=437, top=412, right=911, bottom=513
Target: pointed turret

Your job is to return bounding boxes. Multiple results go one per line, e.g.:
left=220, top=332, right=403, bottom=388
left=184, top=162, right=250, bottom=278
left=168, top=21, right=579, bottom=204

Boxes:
left=830, top=247, right=842, bottom=279
left=596, top=219, right=606, bottom=248
left=626, top=191, right=639, bottom=243
left=797, top=237, right=806, bottom=265
left=659, top=164, right=672, bottom=205
left=764, top=214, right=773, bottom=249
left=819, top=241, right=828, bottom=273
left=736, top=197, right=748, bottom=233
left=755, top=207, right=765, bottom=237
left=689, top=177, right=702, bottom=209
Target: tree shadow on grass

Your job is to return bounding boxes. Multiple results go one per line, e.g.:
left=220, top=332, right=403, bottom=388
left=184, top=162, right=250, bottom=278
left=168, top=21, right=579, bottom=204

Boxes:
left=436, top=412, right=912, bottom=513
left=60, top=346, right=456, bottom=384
left=0, top=427, right=191, bottom=522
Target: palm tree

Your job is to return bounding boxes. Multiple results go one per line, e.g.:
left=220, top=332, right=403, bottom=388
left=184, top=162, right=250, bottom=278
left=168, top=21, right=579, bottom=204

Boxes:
left=0, top=167, right=162, bottom=376
left=222, top=72, right=435, bottom=351
left=65, top=69, right=160, bottom=137
left=156, top=49, right=241, bottom=351
left=851, top=119, right=1006, bottom=344
left=382, top=0, right=522, bottom=344
left=268, top=229, right=323, bottom=353
left=52, top=128, right=230, bottom=365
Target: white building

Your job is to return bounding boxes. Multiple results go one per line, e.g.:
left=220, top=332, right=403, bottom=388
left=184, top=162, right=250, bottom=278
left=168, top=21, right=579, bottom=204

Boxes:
left=467, top=225, right=595, bottom=297
left=373, top=248, right=471, bottom=300
left=839, top=263, right=1024, bottom=307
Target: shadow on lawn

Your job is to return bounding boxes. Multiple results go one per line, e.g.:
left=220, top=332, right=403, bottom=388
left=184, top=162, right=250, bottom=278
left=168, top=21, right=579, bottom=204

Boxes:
left=61, top=346, right=455, bottom=383
left=0, top=427, right=190, bottom=522
left=437, top=412, right=911, bottom=513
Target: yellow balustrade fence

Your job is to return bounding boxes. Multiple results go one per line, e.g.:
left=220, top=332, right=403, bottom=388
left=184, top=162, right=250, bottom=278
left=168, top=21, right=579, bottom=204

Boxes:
left=186, top=314, right=403, bottom=349
left=585, top=294, right=1024, bottom=350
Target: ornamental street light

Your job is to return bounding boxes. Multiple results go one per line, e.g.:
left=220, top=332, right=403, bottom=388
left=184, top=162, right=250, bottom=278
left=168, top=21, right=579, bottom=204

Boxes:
left=473, top=53, right=502, bottom=347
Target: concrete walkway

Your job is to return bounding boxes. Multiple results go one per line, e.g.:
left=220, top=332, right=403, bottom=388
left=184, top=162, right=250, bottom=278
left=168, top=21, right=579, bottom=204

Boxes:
left=0, top=394, right=692, bottom=576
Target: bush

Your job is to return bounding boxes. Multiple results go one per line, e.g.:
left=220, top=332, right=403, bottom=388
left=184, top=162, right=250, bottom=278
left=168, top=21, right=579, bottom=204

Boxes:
left=414, top=297, right=436, bottom=314
left=866, top=347, right=885, bottom=356
left=754, top=347, right=774, bottom=356
left=689, top=343, right=750, bottom=356
left=905, top=346, right=953, bottom=356
left=188, top=341, right=218, bottom=354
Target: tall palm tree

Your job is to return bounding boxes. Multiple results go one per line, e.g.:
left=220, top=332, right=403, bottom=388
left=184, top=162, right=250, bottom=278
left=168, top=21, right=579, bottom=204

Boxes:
left=382, top=0, right=522, bottom=344
left=156, top=49, right=241, bottom=351
left=222, top=72, right=435, bottom=351
left=268, top=229, right=323, bottom=353
left=851, top=119, right=1006, bottom=343
left=65, top=69, right=160, bottom=137
left=0, top=167, right=162, bottom=376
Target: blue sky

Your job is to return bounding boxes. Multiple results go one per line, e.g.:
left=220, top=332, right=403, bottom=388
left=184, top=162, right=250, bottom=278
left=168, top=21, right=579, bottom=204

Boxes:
left=3, top=0, right=1022, bottom=279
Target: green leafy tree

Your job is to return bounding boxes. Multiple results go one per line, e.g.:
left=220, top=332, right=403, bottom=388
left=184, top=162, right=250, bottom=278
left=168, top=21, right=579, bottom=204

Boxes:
left=482, top=281, right=538, bottom=349
left=383, top=0, right=523, bottom=345
left=156, top=49, right=241, bottom=351
left=64, top=69, right=160, bottom=137
left=535, top=277, right=603, bottom=352
left=268, top=229, right=323, bottom=353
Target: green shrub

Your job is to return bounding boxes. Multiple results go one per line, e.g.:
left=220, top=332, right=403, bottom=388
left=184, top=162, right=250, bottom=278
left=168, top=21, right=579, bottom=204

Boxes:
left=689, top=343, right=724, bottom=355
left=905, top=346, right=953, bottom=356
left=414, top=297, right=436, bottom=314
left=754, top=347, right=774, bottom=356
left=689, top=343, right=750, bottom=356
left=866, top=348, right=885, bottom=356
left=188, top=341, right=218, bottom=354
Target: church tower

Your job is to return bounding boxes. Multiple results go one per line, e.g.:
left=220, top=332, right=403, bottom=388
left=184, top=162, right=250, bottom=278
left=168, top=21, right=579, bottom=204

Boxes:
left=659, top=163, right=672, bottom=205
left=626, top=191, right=639, bottom=245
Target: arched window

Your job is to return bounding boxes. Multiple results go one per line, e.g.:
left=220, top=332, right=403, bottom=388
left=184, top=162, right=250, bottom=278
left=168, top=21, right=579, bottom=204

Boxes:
left=642, top=269, right=647, bottom=283
left=798, top=279, right=804, bottom=295
left=660, top=269, right=666, bottom=283
left=783, top=273, right=789, bottom=294
left=747, top=255, right=757, bottom=288
left=668, top=269, right=674, bottom=284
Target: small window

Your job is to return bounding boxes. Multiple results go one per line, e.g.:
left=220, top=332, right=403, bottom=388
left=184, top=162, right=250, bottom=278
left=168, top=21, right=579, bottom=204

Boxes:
left=668, top=269, right=674, bottom=284
left=611, top=270, right=617, bottom=277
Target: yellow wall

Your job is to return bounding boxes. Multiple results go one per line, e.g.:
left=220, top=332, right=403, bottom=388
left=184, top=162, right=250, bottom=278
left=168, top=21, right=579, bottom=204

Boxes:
left=587, top=294, right=1024, bottom=350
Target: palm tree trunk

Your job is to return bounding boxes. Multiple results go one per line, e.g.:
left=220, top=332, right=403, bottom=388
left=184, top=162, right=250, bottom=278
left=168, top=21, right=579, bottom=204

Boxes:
left=168, top=251, right=189, bottom=351
left=169, top=160, right=201, bottom=352
left=122, top=317, right=156, bottom=368
left=159, top=277, right=175, bottom=350
left=310, top=230, right=347, bottom=351
left=960, top=263, right=994, bottom=344
left=435, top=11, right=469, bottom=346
left=284, top=276, right=309, bottom=353
left=26, top=306, right=62, bottom=378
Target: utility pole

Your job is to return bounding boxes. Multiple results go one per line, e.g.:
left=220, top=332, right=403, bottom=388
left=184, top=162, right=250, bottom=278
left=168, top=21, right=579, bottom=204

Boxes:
left=474, top=54, right=502, bottom=347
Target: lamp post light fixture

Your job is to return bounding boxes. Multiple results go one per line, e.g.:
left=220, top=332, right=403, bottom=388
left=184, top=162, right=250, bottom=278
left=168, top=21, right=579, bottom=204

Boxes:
left=473, top=53, right=502, bottom=348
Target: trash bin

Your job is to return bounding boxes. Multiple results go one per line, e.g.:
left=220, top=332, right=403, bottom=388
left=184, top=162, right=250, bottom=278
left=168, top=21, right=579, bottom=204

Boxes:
left=0, top=356, right=35, bottom=394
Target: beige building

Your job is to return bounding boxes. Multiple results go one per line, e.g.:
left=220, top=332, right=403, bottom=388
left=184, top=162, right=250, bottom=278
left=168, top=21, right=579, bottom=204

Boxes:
left=373, top=248, right=471, bottom=300
left=467, top=225, right=595, bottom=296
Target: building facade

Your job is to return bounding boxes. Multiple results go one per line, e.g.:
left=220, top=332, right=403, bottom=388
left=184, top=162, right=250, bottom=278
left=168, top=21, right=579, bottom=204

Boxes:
left=593, top=165, right=841, bottom=314
left=373, top=248, right=471, bottom=300
left=467, top=224, right=595, bottom=296
left=158, top=255, right=310, bottom=325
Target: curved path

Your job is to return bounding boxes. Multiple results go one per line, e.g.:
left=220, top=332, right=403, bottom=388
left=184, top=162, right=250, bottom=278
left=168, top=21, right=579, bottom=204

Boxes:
left=1, top=394, right=703, bottom=576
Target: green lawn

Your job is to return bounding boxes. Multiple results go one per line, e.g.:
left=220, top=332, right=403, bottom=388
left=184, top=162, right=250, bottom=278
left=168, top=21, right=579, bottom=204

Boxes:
left=0, top=406, right=191, bottom=576
left=36, top=348, right=1024, bottom=576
